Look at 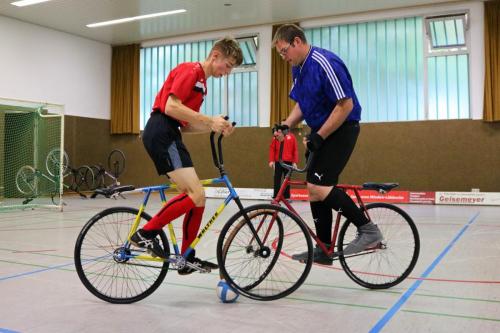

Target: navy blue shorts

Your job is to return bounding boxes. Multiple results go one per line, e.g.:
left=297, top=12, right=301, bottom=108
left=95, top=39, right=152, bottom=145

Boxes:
left=306, top=121, right=360, bottom=186
left=142, top=112, right=193, bottom=176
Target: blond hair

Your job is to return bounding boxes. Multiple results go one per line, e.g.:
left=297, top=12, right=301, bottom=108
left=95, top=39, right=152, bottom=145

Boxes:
left=210, top=37, right=243, bottom=66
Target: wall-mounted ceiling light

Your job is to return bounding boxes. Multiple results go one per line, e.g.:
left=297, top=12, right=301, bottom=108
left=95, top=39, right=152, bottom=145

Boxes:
left=11, top=0, right=53, bottom=6
left=87, top=9, right=186, bottom=28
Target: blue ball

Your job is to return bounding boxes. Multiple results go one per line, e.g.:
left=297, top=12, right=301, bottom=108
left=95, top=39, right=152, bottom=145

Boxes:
left=216, top=279, right=239, bottom=303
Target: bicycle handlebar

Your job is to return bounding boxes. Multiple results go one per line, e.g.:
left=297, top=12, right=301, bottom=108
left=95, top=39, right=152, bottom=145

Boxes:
left=278, top=135, right=313, bottom=174
left=210, top=116, right=236, bottom=172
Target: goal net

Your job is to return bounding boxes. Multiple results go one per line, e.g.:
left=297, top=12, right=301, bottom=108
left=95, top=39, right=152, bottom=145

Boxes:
left=0, top=97, right=64, bottom=211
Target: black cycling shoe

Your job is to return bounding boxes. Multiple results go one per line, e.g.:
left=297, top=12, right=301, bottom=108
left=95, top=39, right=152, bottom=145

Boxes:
left=178, top=251, right=218, bottom=275
left=130, top=229, right=165, bottom=258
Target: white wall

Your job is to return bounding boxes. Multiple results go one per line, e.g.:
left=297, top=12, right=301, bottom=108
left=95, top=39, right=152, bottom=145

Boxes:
left=0, top=15, right=111, bottom=119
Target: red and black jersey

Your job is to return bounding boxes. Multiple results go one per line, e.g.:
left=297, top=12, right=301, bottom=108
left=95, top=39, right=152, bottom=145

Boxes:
left=152, top=62, right=207, bottom=127
left=269, top=134, right=299, bottom=163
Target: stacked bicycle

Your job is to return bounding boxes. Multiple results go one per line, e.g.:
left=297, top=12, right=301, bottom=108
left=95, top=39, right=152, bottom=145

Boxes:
left=15, top=148, right=93, bottom=204
left=89, top=149, right=133, bottom=198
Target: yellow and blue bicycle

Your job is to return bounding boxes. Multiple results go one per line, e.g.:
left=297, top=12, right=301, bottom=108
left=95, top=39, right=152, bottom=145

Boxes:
left=74, top=131, right=313, bottom=303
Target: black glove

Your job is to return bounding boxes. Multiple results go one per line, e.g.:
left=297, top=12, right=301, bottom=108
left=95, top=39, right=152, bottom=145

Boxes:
left=272, top=123, right=289, bottom=134
left=306, top=132, right=324, bottom=151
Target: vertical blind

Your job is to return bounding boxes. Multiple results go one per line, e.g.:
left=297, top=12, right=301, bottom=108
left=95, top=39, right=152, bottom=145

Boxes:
left=140, top=39, right=258, bottom=129
left=305, top=16, right=470, bottom=122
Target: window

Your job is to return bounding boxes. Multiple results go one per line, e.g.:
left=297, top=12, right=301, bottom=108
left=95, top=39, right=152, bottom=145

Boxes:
left=305, top=18, right=424, bottom=122
left=140, top=37, right=259, bottom=129
left=425, top=13, right=469, bottom=119
left=304, top=13, right=470, bottom=122
left=426, top=14, right=467, bottom=51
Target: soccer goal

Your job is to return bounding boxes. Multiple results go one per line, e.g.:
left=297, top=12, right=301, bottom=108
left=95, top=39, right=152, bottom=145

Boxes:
left=0, top=97, right=65, bottom=211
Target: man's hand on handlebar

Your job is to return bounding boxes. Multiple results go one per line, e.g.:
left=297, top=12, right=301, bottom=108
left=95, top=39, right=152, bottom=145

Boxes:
left=222, top=123, right=235, bottom=136
left=210, top=115, right=230, bottom=133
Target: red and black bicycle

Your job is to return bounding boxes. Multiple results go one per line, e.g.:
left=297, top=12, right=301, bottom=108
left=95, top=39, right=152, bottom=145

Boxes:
left=273, top=142, right=420, bottom=289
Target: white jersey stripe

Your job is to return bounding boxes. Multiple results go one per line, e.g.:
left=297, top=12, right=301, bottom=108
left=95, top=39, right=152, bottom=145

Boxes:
left=311, top=53, right=340, bottom=97
left=312, top=51, right=345, bottom=98
left=311, top=51, right=346, bottom=99
left=312, top=52, right=345, bottom=99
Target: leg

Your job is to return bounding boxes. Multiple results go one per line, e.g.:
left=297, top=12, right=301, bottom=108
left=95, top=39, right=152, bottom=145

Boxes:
left=273, top=162, right=283, bottom=199
left=306, top=122, right=382, bottom=255
left=130, top=168, right=202, bottom=257
left=283, top=161, right=292, bottom=199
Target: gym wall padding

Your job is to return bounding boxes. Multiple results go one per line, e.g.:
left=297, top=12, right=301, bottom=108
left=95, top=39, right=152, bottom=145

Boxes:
left=64, top=115, right=500, bottom=192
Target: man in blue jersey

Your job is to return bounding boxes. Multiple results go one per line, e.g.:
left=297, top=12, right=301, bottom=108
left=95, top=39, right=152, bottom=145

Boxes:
left=272, top=24, right=383, bottom=265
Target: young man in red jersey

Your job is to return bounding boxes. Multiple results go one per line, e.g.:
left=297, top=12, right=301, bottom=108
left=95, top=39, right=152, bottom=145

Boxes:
left=131, top=37, right=243, bottom=275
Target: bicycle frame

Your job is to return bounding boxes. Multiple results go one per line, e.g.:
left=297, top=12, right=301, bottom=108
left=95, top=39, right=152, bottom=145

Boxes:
left=272, top=178, right=374, bottom=257
left=123, top=176, right=238, bottom=263
left=121, top=130, right=264, bottom=264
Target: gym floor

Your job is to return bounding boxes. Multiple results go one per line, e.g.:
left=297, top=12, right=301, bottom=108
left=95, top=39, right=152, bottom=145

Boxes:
left=0, top=195, right=499, bottom=333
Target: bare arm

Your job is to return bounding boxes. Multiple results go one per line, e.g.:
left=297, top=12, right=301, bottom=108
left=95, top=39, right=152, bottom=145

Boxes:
left=316, top=98, right=353, bottom=139
left=182, top=122, right=211, bottom=134
left=165, top=95, right=229, bottom=133
left=282, top=103, right=303, bottom=129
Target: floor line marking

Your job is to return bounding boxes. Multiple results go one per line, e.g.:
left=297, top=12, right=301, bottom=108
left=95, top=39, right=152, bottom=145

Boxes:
left=369, top=212, right=480, bottom=333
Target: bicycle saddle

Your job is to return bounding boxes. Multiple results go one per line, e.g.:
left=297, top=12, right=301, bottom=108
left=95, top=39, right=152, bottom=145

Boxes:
left=91, top=185, right=135, bottom=198
left=362, top=182, right=399, bottom=193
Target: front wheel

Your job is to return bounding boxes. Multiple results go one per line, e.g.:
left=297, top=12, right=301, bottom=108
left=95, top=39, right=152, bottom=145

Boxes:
left=75, top=165, right=95, bottom=191
left=16, top=165, right=37, bottom=197
left=338, top=203, right=420, bottom=289
left=74, top=207, right=170, bottom=303
left=217, top=204, right=313, bottom=301
left=108, top=149, right=126, bottom=178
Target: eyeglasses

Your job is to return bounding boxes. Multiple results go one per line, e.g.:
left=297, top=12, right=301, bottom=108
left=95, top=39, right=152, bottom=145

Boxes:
left=278, top=43, right=292, bottom=57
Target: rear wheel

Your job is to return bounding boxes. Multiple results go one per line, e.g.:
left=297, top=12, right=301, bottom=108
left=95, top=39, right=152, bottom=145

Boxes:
left=338, top=203, right=420, bottom=289
left=74, top=207, right=170, bottom=303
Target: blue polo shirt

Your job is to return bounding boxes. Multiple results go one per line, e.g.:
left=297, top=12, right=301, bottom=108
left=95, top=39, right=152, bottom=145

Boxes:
left=290, top=46, right=361, bottom=132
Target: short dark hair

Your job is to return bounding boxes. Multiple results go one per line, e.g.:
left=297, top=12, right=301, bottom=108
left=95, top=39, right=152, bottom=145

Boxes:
left=272, top=24, right=307, bottom=47
left=210, top=37, right=243, bottom=66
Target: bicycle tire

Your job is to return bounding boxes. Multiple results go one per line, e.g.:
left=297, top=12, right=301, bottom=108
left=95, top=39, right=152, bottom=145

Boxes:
left=76, top=165, right=94, bottom=191
left=217, top=204, right=313, bottom=301
left=15, top=165, right=37, bottom=196
left=74, top=207, right=170, bottom=304
left=338, top=202, right=420, bottom=289
left=90, top=165, right=104, bottom=190
left=107, top=149, right=126, bottom=178
left=46, top=148, right=69, bottom=177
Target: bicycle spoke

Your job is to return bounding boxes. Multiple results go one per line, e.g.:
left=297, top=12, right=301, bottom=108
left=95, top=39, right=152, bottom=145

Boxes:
left=218, top=204, right=312, bottom=301
left=339, top=203, right=420, bottom=289
left=74, top=207, right=170, bottom=303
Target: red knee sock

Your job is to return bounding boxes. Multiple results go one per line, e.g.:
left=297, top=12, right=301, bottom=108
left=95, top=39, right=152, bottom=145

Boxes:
left=143, top=193, right=195, bottom=231
left=181, top=206, right=205, bottom=254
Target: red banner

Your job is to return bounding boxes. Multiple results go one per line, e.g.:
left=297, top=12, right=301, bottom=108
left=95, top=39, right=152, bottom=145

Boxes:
left=346, top=190, right=410, bottom=203
left=409, top=191, right=435, bottom=204
left=291, top=188, right=440, bottom=205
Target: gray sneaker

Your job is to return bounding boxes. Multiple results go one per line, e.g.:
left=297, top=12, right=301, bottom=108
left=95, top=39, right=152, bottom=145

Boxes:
left=342, top=222, right=383, bottom=256
left=291, top=244, right=333, bottom=265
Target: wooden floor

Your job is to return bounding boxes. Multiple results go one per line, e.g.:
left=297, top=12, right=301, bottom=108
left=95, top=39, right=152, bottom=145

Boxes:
left=1, top=194, right=499, bottom=333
